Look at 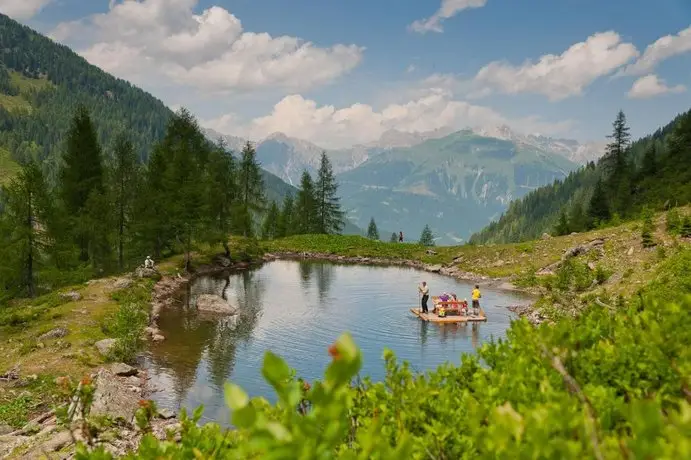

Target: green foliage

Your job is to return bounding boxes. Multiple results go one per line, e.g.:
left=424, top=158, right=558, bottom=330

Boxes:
left=666, top=208, right=682, bottom=235
left=261, top=201, right=281, bottom=240
left=587, top=178, right=610, bottom=229
left=554, top=210, right=570, bottom=236
left=237, top=142, right=266, bottom=237
left=366, top=217, right=379, bottom=240
left=641, top=207, right=656, bottom=248
left=389, top=232, right=397, bottom=243
left=314, top=152, right=345, bottom=235
left=418, top=224, right=435, bottom=246
left=0, top=394, right=31, bottom=428
left=101, top=282, right=151, bottom=363
left=553, top=258, right=596, bottom=292
left=682, top=216, right=691, bottom=238
left=294, top=170, right=317, bottom=234
left=276, top=194, right=295, bottom=239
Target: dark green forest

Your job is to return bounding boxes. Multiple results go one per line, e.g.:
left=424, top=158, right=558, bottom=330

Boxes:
left=0, top=13, right=293, bottom=204
left=470, top=108, right=691, bottom=244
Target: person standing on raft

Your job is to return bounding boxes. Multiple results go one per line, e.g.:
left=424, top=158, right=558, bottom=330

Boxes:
left=471, top=284, right=481, bottom=316
left=418, top=281, right=430, bottom=313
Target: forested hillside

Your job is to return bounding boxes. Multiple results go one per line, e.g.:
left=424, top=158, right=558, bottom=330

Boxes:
left=470, top=109, right=691, bottom=244
left=0, top=13, right=295, bottom=205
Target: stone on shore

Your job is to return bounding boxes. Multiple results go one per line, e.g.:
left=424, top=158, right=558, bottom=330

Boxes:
left=90, top=369, right=140, bottom=424
left=38, top=327, right=68, bottom=341
left=111, top=363, right=138, bottom=377
left=95, top=338, right=118, bottom=356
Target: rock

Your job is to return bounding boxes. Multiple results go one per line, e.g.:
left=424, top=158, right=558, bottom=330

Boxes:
left=90, top=369, right=140, bottom=423
left=152, top=334, right=165, bottom=342
left=0, top=424, right=12, bottom=435
left=38, top=327, right=69, bottom=341
left=214, top=256, right=232, bottom=267
left=195, top=294, right=238, bottom=315
left=426, top=264, right=443, bottom=273
left=425, top=249, right=437, bottom=255
left=124, top=376, right=140, bottom=386
left=111, top=363, right=138, bottom=377
left=587, top=262, right=596, bottom=271
left=541, top=233, right=552, bottom=240
left=135, top=267, right=160, bottom=279
left=20, top=421, right=40, bottom=435
left=59, top=291, right=82, bottom=302
left=627, top=247, right=634, bottom=256
left=157, top=408, right=176, bottom=420
left=144, top=327, right=161, bottom=337
left=95, top=338, right=118, bottom=356
left=113, top=278, right=134, bottom=290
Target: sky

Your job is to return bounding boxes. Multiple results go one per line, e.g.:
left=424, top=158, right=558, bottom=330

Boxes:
left=2, top=0, right=691, bottom=149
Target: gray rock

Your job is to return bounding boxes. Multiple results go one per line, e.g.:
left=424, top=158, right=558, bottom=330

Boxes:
left=113, top=278, right=133, bottom=290
left=90, top=369, right=140, bottom=423
left=38, top=327, right=69, bottom=341
left=59, top=291, right=82, bottom=302
left=195, top=294, right=238, bottom=315
left=426, top=264, right=443, bottom=273
left=95, top=338, right=118, bottom=356
left=157, top=408, right=176, bottom=420
left=20, top=421, right=40, bottom=435
left=541, top=233, right=552, bottom=240
left=124, top=376, right=140, bottom=386
left=135, top=267, right=159, bottom=279
left=0, top=424, right=12, bottom=435
left=144, top=326, right=161, bottom=337
left=111, top=363, right=138, bottom=377
left=627, top=247, right=634, bottom=256
left=41, top=431, right=74, bottom=452
left=152, top=334, right=165, bottom=342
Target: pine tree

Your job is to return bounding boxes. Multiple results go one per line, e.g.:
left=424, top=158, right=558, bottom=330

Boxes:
left=261, top=201, right=280, bottom=240
left=295, top=171, right=317, bottom=234
left=59, top=105, right=105, bottom=261
left=569, top=203, right=587, bottom=233
left=135, top=146, right=169, bottom=259
left=419, top=225, right=435, bottom=246
left=314, top=152, right=345, bottom=234
left=587, top=179, right=610, bottom=229
left=237, top=141, right=266, bottom=238
left=641, top=207, right=656, bottom=248
left=206, top=140, right=237, bottom=256
left=555, top=210, right=570, bottom=236
left=681, top=216, right=691, bottom=238
left=666, top=208, right=682, bottom=235
left=107, top=134, right=140, bottom=270
left=366, top=218, right=379, bottom=240
left=0, top=161, right=53, bottom=297
left=276, top=194, right=294, bottom=238
left=640, top=144, right=657, bottom=177
left=390, top=232, right=398, bottom=243
left=603, top=110, right=633, bottom=216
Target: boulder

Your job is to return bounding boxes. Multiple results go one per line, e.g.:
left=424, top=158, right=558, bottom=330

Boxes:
left=111, top=363, right=138, bottom=377
left=152, top=334, right=165, bottom=342
left=195, top=294, right=238, bottom=315
left=425, top=264, right=443, bottom=273
left=135, top=267, right=160, bottom=279
left=157, top=408, right=176, bottom=420
left=59, top=291, right=82, bottom=302
left=40, top=430, right=74, bottom=453
left=95, top=338, right=118, bottom=356
left=38, top=327, right=69, bottom=341
left=0, top=424, right=12, bottom=435
left=627, top=247, right=634, bottom=256
left=113, top=278, right=134, bottom=290
left=90, top=369, right=140, bottom=423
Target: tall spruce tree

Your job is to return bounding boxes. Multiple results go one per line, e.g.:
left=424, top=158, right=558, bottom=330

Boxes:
left=295, top=171, right=317, bottom=234
left=641, top=207, right=656, bottom=248
left=0, top=161, right=53, bottom=297
left=366, top=217, right=379, bottom=240
left=314, top=152, right=344, bottom=234
left=569, top=203, right=587, bottom=233
left=107, top=134, right=140, bottom=270
left=390, top=232, right=398, bottom=243
left=276, top=194, right=294, bottom=238
left=206, top=140, right=237, bottom=256
left=603, top=110, right=632, bottom=216
left=135, top=146, right=169, bottom=259
left=59, top=105, right=104, bottom=261
left=555, top=211, right=570, bottom=236
left=419, top=225, right=435, bottom=246
left=587, top=178, right=610, bottom=229
left=237, top=142, right=266, bottom=238
left=261, top=201, right=280, bottom=240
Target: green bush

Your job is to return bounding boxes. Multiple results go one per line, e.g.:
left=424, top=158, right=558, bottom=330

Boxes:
left=101, top=283, right=150, bottom=363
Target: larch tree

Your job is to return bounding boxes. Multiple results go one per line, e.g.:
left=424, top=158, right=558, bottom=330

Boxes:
left=237, top=141, right=266, bottom=238
left=314, top=152, right=344, bottom=234
left=603, top=110, right=632, bottom=216
left=389, top=232, right=398, bottom=243
left=366, top=217, right=379, bottom=240
left=59, top=105, right=105, bottom=261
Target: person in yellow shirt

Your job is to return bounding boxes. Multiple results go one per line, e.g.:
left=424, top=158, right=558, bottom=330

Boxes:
left=471, top=285, right=481, bottom=316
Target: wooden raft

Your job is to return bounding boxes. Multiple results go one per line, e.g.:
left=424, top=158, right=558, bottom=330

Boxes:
left=410, top=307, right=487, bottom=323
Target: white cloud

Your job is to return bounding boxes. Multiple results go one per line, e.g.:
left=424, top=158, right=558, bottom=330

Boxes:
left=0, top=0, right=52, bottom=19
left=50, top=0, right=363, bottom=93
left=620, top=25, right=691, bottom=76
left=204, top=90, right=573, bottom=150
left=474, top=31, right=639, bottom=101
left=627, top=74, right=686, bottom=99
left=409, top=0, right=487, bottom=34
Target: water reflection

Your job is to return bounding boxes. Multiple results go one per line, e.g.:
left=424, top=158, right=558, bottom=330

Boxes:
left=142, top=260, right=530, bottom=425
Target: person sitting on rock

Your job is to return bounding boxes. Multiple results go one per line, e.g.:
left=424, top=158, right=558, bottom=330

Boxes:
left=144, top=256, right=154, bottom=269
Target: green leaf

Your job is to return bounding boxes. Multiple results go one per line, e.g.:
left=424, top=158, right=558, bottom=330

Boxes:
left=225, top=382, right=249, bottom=411
left=262, top=351, right=292, bottom=390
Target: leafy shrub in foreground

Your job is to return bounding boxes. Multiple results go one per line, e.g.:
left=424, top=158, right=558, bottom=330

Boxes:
left=73, top=293, right=691, bottom=459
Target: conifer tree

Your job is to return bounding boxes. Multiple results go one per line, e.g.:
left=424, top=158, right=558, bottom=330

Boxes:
left=314, top=152, right=344, bottom=234
left=666, top=208, right=682, bottom=235
left=390, top=232, right=398, bottom=243
left=59, top=105, right=104, bottom=261
left=237, top=141, right=266, bottom=238
left=419, top=225, right=435, bottom=246
left=206, top=140, right=237, bottom=256
left=681, top=216, right=691, bottom=238
left=295, top=171, right=317, bottom=234
left=603, top=110, right=633, bottom=216
left=261, top=201, right=280, bottom=240
left=555, top=211, right=570, bottom=236
left=276, top=194, right=294, bottom=238
left=640, top=144, right=657, bottom=177
left=0, top=161, right=53, bottom=297
left=135, top=146, right=169, bottom=259
left=641, top=207, right=656, bottom=248
left=587, top=179, right=610, bottom=229
left=569, top=203, right=587, bottom=233
left=107, top=134, right=140, bottom=270
left=366, top=218, right=379, bottom=240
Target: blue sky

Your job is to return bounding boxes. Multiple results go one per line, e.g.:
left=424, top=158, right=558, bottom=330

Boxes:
left=5, top=0, right=691, bottom=148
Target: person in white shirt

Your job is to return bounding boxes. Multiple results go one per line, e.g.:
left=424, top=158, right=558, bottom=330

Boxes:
left=418, top=281, right=430, bottom=313
left=144, top=256, right=154, bottom=269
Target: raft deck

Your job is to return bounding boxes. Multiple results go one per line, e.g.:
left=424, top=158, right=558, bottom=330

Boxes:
left=410, top=307, right=487, bottom=323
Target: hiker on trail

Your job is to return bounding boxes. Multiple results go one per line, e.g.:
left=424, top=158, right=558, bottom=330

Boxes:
left=471, top=284, right=481, bottom=316
left=399, top=231, right=403, bottom=243
left=419, top=281, right=430, bottom=313
left=145, top=256, right=154, bottom=269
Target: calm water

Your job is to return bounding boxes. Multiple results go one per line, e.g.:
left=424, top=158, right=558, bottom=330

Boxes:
left=141, top=260, right=530, bottom=424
